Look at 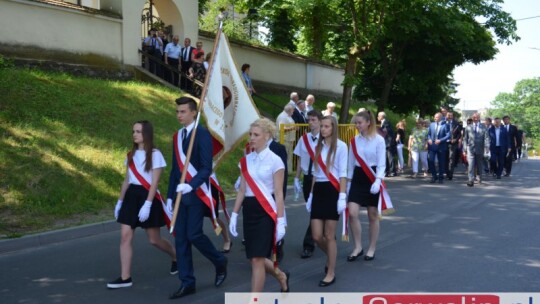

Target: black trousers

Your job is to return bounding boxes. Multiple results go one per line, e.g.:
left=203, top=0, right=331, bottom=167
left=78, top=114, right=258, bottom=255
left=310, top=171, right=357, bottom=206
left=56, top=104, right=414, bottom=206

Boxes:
left=166, top=58, right=180, bottom=87
left=505, top=148, right=514, bottom=174
left=180, top=62, right=192, bottom=92
left=302, top=174, right=315, bottom=251
left=386, top=147, right=396, bottom=175
left=446, top=143, right=458, bottom=178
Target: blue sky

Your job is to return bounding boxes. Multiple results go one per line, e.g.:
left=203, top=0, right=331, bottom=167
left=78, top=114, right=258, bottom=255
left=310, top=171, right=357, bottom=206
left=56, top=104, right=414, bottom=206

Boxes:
left=452, top=0, right=540, bottom=110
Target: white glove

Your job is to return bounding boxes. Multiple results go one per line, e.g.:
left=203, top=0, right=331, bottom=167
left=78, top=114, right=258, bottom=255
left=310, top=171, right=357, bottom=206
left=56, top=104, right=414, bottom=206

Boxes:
left=114, top=199, right=122, bottom=220
left=370, top=178, right=382, bottom=195
left=306, top=192, right=313, bottom=213
left=276, top=217, right=286, bottom=242
left=166, top=198, right=173, bottom=214
left=337, top=193, right=347, bottom=214
left=346, top=181, right=351, bottom=195
left=176, top=183, right=193, bottom=194
left=229, top=212, right=239, bottom=237
left=138, top=200, right=152, bottom=222
left=234, top=176, right=241, bottom=192
left=294, top=177, right=302, bottom=194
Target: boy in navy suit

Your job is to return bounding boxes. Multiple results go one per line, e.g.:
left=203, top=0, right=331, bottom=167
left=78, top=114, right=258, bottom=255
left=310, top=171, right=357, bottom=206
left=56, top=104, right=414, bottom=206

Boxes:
left=166, top=97, right=227, bottom=299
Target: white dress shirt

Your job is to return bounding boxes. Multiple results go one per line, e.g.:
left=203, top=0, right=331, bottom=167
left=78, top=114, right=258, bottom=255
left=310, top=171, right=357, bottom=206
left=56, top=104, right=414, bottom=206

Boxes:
left=241, top=147, right=285, bottom=197
left=293, top=132, right=319, bottom=174
left=126, top=149, right=166, bottom=185
left=312, top=139, right=348, bottom=182
left=348, top=133, right=386, bottom=180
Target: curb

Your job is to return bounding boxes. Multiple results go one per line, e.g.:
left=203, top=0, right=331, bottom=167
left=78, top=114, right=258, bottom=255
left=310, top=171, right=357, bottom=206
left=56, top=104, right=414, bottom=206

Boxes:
left=0, top=220, right=119, bottom=255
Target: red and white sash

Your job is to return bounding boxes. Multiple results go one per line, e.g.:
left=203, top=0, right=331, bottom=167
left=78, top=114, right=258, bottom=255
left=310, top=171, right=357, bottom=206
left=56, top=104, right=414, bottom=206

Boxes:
left=240, top=156, right=280, bottom=269
left=127, top=154, right=172, bottom=231
left=173, top=131, right=222, bottom=234
left=313, top=146, right=348, bottom=241
left=350, top=137, right=395, bottom=217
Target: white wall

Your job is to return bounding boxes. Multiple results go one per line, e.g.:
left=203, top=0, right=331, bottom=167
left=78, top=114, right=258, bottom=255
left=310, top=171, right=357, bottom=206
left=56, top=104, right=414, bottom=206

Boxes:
left=0, top=0, right=122, bottom=60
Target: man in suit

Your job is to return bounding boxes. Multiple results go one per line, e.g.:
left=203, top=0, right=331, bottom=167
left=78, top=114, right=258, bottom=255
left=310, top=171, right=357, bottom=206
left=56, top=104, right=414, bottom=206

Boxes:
left=378, top=111, right=397, bottom=177
left=427, top=112, right=450, bottom=183
left=180, top=37, right=194, bottom=92
left=488, top=117, right=511, bottom=179
left=462, top=113, right=490, bottom=187
left=291, top=99, right=308, bottom=124
left=166, top=97, right=227, bottom=299
left=445, top=111, right=462, bottom=180
left=502, top=115, right=518, bottom=176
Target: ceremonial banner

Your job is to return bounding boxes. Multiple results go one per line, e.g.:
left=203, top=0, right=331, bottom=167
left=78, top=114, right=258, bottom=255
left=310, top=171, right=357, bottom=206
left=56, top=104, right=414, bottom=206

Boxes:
left=202, top=32, right=260, bottom=165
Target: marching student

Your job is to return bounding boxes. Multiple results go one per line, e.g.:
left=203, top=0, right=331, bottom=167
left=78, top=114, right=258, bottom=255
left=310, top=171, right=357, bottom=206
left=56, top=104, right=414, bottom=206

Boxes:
left=293, top=110, right=322, bottom=259
left=166, top=97, right=228, bottom=299
left=107, top=120, right=177, bottom=289
left=347, top=110, right=386, bottom=262
left=229, top=118, right=290, bottom=293
left=306, top=116, right=348, bottom=287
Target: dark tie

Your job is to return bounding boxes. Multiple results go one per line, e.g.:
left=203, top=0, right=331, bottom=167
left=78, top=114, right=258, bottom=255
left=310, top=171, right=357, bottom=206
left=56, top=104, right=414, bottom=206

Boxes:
left=474, top=124, right=478, bottom=134
left=182, top=128, right=187, bottom=145
left=307, top=136, right=316, bottom=175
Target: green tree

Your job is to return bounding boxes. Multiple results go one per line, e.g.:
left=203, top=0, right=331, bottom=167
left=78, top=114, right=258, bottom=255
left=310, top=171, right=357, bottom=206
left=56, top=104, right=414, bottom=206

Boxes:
left=490, top=78, right=540, bottom=140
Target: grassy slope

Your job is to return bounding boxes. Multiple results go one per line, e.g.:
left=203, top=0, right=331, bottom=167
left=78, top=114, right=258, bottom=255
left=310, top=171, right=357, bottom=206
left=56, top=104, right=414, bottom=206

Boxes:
left=0, top=67, right=246, bottom=238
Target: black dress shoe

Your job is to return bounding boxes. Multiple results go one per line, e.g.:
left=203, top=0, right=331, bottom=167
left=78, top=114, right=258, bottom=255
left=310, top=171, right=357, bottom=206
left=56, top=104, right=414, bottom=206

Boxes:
left=318, top=277, right=336, bottom=287
left=364, top=255, right=375, bottom=261
left=347, top=249, right=364, bottom=262
left=467, top=181, right=474, bottom=187
left=215, top=258, right=227, bottom=287
left=300, top=249, right=313, bottom=259
left=281, top=271, right=290, bottom=292
left=221, top=241, right=233, bottom=253
left=169, top=286, right=196, bottom=299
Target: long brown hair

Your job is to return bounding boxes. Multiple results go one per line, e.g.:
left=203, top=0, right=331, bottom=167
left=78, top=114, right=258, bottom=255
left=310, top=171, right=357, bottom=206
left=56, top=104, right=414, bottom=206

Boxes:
left=355, top=110, right=377, bottom=138
left=314, top=116, right=338, bottom=173
left=128, top=120, right=155, bottom=172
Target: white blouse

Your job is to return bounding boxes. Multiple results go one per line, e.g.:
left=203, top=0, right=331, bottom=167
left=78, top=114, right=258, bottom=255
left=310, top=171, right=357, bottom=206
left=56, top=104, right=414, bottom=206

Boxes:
left=240, top=147, right=285, bottom=197
left=347, top=133, right=386, bottom=180
left=293, top=132, right=319, bottom=175
left=312, top=139, right=348, bottom=182
left=125, top=149, right=166, bottom=185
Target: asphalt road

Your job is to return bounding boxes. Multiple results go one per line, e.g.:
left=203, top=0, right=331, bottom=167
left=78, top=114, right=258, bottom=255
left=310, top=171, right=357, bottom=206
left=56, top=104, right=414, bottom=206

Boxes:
left=1, top=158, right=539, bottom=303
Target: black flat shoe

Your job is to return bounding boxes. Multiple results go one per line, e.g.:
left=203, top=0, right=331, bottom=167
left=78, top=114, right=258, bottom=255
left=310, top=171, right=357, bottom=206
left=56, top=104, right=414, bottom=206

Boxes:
left=169, top=286, right=196, bottom=299
left=347, top=249, right=364, bottom=262
left=221, top=241, right=233, bottom=253
left=300, top=249, right=313, bottom=259
left=364, top=255, right=375, bottom=261
left=280, top=271, right=290, bottom=292
left=318, top=277, right=336, bottom=287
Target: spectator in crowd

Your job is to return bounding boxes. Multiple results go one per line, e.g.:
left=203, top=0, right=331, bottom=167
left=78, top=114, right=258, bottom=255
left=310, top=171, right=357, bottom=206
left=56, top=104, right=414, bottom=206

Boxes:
left=322, top=102, right=338, bottom=120
left=445, top=111, right=462, bottom=180
left=164, top=35, right=181, bottom=86
left=488, top=117, right=510, bottom=179
left=241, top=63, right=256, bottom=95
left=191, top=41, right=204, bottom=61
left=462, top=113, right=489, bottom=187
left=292, top=100, right=308, bottom=124
left=440, top=106, right=448, bottom=122
left=377, top=112, right=397, bottom=177
left=143, top=28, right=163, bottom=76
left=408, top=118, right=428, bottom=178
left=305, top=94, right=315, bottom=112
left=275, top=104, right=296, bottom=169
left=159, top=30, right=169, bottom=66
left=180, top=38, right=194, bottom=92
left=427, top=113, right=450, bottom=184
left=395, top=120, right=406, bottom=174
left=288, top=92, right=299, bottom=107
left=188, top=51, right=206, bottom=98
left=503, top=115, right=518, bottom=176
left=203, top=52, right=212, bottom=70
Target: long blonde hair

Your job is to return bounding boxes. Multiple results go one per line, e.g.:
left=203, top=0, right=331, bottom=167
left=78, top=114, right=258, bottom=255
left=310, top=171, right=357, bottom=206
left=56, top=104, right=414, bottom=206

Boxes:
left=354, top=110, right=377, bottom=138
left=314, top=116, right=338, bottom=173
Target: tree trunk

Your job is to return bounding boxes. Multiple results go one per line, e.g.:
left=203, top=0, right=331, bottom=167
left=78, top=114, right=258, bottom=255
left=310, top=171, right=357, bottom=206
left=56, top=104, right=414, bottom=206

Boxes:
left=339, top=54, right=357, bottom=123
left=378, top=77, right=392, bottom=113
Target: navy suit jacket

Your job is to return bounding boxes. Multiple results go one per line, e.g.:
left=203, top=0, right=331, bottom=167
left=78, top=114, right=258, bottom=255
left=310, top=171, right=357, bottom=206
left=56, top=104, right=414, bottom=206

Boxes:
left=269, top=140, right=288, bottom=197
left=489, top=126, right=510, bottom=153
left=505, top=124, right=518, bottom=150
left=167, top=125, right=212, bottom=206
left=291, top=108, right=307, bottom=124
left=427, top=121, right=450, bottom=151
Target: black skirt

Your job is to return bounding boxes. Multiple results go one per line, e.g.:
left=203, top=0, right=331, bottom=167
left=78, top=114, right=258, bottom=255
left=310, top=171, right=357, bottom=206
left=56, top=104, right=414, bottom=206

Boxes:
left=348, top=166, right=379, bottom=207
left=117, top=184, right=165, bottom=229
left=310, top=181, right=339, bottom=221
left=242, top=196, right=274, bottom=259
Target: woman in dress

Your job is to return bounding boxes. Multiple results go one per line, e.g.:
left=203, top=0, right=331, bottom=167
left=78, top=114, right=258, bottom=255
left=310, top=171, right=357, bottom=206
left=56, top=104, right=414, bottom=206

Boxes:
left=347, top=110, right=386, bottom=262
left=229, top=118, right=289, bottom=292
left=306, top=116, right=348, bottom=287
left=108, top=120, right=177, bottom=289
left=188, top=51, right=205, bottom=98
left=408, top=118, right=428, bottom=178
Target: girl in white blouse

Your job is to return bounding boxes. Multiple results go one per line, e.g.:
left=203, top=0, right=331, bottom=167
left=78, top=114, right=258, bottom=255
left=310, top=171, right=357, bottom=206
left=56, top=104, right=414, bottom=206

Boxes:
left=108, top=121, right=177, bottom=289
left=306, top=116, right=348, bottom=287
left=347, top=111, right=386, bottom=262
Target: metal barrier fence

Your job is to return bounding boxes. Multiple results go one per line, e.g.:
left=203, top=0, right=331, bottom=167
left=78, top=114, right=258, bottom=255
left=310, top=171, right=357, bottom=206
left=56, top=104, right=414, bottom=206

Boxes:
left=278, top=123, right=358, bottom=171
